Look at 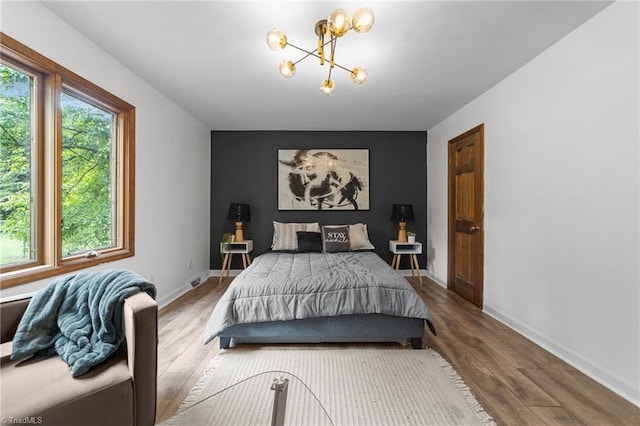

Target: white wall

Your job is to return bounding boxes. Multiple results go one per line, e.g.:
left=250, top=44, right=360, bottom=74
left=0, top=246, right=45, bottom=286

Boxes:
left=427, top=2, right=639, bottom=404
left=0, top=2, right=211, bottom=307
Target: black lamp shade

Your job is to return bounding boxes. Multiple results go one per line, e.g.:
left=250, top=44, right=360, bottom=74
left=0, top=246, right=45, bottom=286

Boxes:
left=391, top=204, right=414, bottom=222
left=227, top=203, right=251, bottom=222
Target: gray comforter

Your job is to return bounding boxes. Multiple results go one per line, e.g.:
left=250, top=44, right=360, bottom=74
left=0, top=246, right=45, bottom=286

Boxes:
left=204, top=251, right=434, bottom=344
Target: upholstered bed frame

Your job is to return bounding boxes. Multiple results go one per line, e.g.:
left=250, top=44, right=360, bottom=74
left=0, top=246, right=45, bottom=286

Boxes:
left=218, top=314, right=430, bottom=350
left=205, top=230, right=437, bottom=350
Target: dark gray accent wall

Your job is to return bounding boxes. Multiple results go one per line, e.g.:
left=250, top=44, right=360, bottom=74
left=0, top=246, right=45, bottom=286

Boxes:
left=210, top=131, right=427, bottom=269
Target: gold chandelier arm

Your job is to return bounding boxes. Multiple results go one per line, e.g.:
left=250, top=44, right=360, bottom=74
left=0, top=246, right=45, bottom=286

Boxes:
left=318, top=39, right=324, bottom=66
left=331, top=62, right=352, bottom=74
left=287, top=43, right=352, bottom=74
left=330, top=36, right=337, bottom=69
left=327, top=36, right=337, bottom=81
left=333, top=63, right=352, bottom=73
left=286, top=42, right=320, bottom=63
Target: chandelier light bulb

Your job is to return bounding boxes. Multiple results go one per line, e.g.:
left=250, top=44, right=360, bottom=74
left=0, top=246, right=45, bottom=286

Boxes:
left=328, top=9, right=351, bottom=37
left=279, top=61, right=296, bottom=78
left=351, top=67, right=368, bottom=84
left=266, top=28, right=287, bottom=50
left=352, top=7, right=375, bottom=33
left=320, top=79, right=336, bottom=95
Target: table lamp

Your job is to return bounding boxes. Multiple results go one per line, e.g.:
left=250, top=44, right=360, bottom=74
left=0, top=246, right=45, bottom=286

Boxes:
left=227, top=203, right=251, bottom=242
left=391, top=204, right=414, bottom=243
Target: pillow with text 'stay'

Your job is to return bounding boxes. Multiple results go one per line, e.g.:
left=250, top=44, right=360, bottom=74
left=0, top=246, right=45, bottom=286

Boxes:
left=322, top=226, right=350, bottom=252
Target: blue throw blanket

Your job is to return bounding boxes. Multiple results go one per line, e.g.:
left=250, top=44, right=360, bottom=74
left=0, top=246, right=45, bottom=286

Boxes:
left=11, top=269, right=156, bottom=377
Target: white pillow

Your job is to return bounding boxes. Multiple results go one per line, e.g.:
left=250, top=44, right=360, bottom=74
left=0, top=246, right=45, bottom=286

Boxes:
left=272, top=221, right=320, bottom=251
left=349, top=223, right=375, bottom=250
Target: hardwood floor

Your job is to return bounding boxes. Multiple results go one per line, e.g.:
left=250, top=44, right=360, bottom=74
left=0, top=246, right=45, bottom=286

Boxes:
left=155, top=276, right=639, bottom=425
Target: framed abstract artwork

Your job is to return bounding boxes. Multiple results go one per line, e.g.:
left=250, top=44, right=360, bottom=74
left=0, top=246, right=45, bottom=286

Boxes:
left=278, top=149, right=370, bottom=210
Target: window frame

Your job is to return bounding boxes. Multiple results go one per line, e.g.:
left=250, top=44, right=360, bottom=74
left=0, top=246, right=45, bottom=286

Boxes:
left=0, top=56, right=42, bottom=273
left=0, top=33, right=135, bottom=289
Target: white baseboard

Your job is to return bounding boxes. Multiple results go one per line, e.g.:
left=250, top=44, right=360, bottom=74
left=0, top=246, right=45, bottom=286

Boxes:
left=156, top=283, right=191, bottom=309
left=157, top=270, right=217, bottom=308
left=208, top=269, right=243, bottom=278
left=483, top=304, right=640, bottom=407
left=423, top=272, right=638, bottom=406
left=200, top=270, right=216, bottom=281
left=399, top=269, right=428, bottom=277
left=424, top=272, right=447, bottom=288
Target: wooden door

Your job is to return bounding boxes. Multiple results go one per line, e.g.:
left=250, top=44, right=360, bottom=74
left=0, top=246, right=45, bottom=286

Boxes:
left=448, top=124, right=484, bottom=308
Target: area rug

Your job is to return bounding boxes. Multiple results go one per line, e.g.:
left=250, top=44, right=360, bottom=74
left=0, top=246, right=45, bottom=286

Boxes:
left=161, top=348, right=495, bottom=426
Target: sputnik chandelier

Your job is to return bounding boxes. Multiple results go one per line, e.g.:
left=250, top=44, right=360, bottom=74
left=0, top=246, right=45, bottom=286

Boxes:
left=266, top=7, right=375, bottom=95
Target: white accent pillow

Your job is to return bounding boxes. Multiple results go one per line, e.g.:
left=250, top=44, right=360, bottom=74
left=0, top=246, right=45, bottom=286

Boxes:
left=349, top=223, right=375, bottom=250
left=272, top=221, right=320, bottom=251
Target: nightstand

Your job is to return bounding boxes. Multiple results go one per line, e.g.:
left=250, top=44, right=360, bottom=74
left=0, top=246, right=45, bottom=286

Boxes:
left=219, top=240, right=253, bottom=283
left=389, top=240, right=422, bottom=283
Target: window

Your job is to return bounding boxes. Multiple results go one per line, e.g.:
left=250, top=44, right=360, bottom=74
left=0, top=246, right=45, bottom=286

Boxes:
left=0, top=33, right=135, bottom=288
left=60, top=91, right=115, bottom=256
left=0, top=61, right=35, bottom=267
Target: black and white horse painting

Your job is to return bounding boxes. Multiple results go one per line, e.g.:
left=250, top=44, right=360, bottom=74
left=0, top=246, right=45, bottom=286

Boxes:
left=278, top=149, right=369, bottom=210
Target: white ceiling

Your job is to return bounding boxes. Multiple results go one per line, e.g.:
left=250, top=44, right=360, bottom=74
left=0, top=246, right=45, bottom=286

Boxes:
left=43, top=1, right=612, bottom=131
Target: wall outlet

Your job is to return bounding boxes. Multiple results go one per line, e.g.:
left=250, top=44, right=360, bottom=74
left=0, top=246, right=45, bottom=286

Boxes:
left=187, top=258, right=193, bottom=269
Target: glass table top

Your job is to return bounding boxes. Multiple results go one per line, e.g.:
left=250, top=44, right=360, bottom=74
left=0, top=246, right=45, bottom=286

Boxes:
left=159, top=370, right=334, bottom=426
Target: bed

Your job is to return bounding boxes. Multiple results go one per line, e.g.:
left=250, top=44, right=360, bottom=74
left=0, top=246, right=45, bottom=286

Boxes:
left=204, top=248, right=437, bottom=350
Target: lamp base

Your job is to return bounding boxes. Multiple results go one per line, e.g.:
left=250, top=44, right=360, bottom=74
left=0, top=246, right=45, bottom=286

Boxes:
left=397, top=221, right=407, bottom=243
left=235, top=222, right=244, bottom=242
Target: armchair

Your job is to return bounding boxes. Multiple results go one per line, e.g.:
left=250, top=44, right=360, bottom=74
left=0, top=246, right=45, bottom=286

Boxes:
left=0, top=291, right=157, bottom=426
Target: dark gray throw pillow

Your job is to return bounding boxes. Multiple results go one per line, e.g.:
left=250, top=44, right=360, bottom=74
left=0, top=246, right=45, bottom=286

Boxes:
left=322, top=226, right=350, bottom=252
left=296, top=231, right=323, bottom=253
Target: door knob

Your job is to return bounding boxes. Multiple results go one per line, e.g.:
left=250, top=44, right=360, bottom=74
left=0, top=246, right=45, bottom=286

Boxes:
left=470, top=226, right=480, bottom=232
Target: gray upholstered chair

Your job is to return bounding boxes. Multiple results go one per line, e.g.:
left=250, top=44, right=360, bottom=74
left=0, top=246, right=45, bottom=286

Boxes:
left=0, top=291, right=157, bottom=426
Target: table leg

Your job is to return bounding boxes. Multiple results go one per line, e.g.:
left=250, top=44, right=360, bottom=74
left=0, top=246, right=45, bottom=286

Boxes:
left=409, top=254, right=417, bottom=277
left=411, top=254, right=422, bottom=283
left=219, top=253, right=230, bottom=284
left=228, top=254, right=234, bottom=278
left=395, top=254, right=401, bottom=270
left=242, top=253, right=248, bottom=269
